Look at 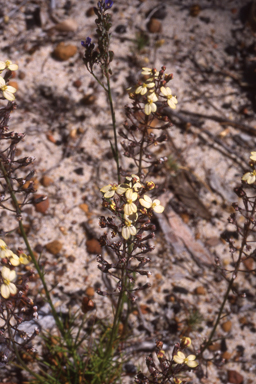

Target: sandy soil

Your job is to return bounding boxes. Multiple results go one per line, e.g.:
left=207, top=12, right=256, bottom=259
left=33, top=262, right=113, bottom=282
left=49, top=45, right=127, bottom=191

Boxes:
left=1, top=0, right=256, bottom=383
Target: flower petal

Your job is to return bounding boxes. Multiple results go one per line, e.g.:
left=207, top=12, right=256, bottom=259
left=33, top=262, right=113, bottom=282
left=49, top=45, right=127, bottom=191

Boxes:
left=1, top=284, right=10, bottom=299
left=0, top=76, right=5, bottom=86
left=160, top=86, right=167, bottom=96
left=104, top=190, right=115, bottom=198
left=100, top=184, right=111, bottom=193
left=8, top=282, right=17, bottom=295
left=145, top=104, right=151, bottom=115
left=9, top=269, right=16, bottom=281
left=153, top=204, right=164, bottom=213
left=8, top=64, right=18, bottom=71
left=1, top=266, right=10, bottom=279
left=122, top=227, right=130, bottom=240
left=186, top=360, right=199, bottom=368
left=3, top=90, right=15, bottom=101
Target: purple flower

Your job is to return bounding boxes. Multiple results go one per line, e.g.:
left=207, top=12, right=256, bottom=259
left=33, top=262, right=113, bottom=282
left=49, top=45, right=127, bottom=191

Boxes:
left=81, top=37, right=92, bottom=48
left=104, top=0, right=113, bottom=9
left=97, top=0, right=113, bottom=12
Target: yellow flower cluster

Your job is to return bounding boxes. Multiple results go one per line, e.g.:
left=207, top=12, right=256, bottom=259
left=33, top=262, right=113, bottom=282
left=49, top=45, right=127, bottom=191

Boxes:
left=242, top=151, right=256, bottom=184
left=173, top=336, right=198, bottom=368
left=0, top=239, right=30, bottom=299
left=134, top=67, right=178, bottom=116
left=100, top=175, right=165, bottom=240
left=0, top=59, right=18, bottom=101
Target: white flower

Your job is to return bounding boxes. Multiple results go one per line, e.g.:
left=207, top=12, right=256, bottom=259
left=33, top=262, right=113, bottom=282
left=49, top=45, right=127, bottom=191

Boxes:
left=250, top=152, right=256, bottom=161
left=145, top=92, right=158, bottom=115
left=135, top=81, right=155, bottom=95
left=124, top=189, right=138, bottom=215
left=0, top=76, right=16, bottom=101
left=139, top=195, right=164, bottom=213
left=242, top=171, right=256, bottom=184
left=160, top=86, right=178, bottom=109
left=0, top=60, right=18, bottom=71
left=173, top=351, right=198, bottom=368
left=1, top=267, right=17, bottom=299
left=122, top=219, right=137, bottom=240
left=100, top=183, right=129, bottom=198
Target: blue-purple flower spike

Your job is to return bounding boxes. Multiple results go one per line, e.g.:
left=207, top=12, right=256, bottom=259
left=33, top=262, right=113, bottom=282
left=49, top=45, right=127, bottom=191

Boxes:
left=81, top=37, right=92, bottom=48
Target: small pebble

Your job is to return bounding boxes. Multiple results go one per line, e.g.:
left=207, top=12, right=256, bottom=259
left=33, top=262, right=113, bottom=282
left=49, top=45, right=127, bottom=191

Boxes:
left=222, top=351, right=232, bottom=360
left=86, top=286, right=95, bottom=297
left=54, top=18, right=78, bottom=32
left=53, top=42, right=77, bottom=61
left=208, top=342, right=221, bottom=351
left=45, top=240, right=63, bottom=255
left=40, top=176, right=54, bottom=187
left=73, top=79, right=82, bottom=88
left=79, top=203, right=89, bottom=214
left=80, top=94, right=96, bottom=105
left=227, top=370, right=244, bottom=384
left=33, top=194, right=49, bottom=214
left=8, top=81, right=18, bottom=90
left=147, top=18, right=162, bottom=33
left=86, top=238, right=101, bottom=254
left=115, top=24, right=126, bottom=34
left=194, top=286, right=206, bottom=295
left=221, top=320, right=232, bottom=332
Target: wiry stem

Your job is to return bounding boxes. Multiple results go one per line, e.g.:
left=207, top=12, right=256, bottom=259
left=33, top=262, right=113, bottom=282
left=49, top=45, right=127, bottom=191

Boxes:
left=199, top=199, right=255, bottom=357
left=106, top=72, right=120, bottom=183
left=0, top=160, right=68, bottom=345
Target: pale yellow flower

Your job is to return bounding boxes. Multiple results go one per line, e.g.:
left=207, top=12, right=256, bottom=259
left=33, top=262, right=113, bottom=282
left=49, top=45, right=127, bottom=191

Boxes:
left=135, top=81, right=155, bottom=95
left=19, top=253, right=31, bottom=265
left=0, top=76, right=16, bottom=101
left=122, top=219, right=137, bottom=240
left=1, top=266, right=17, bottom=299
left=0, top=60, right=18, bottom=71
left=139, top=195, right=164, bottom=213
left=145, top=92, right=158, bottom=115
left=126, top=174, right=140, bottom=183
left=0, top=239, right=7, bottom=249
left=124, top=189, right=138, bottom=215
left=250, top=152, right=256, bottom=161
left=0, top=240, right=8, bottom=258
left=9, top=252, right=20, bottom=266
left=100, top=183, right=129, bottom=198
left=0, top=247, right=13, bottom=259
left=180, top=336, right=192, bottom=348
left=242, top=170, right=256, bottom=184
left=146, top=181, right=155, bottom=190
left=160, top=86, right=178, bottom=109
left=173, top=378, right=182, bottom=384
left=125, top=175, right=143, bottom=191
left=173, top=351, right=198, bottom=368
left=141, top=67, right=159, bottom=77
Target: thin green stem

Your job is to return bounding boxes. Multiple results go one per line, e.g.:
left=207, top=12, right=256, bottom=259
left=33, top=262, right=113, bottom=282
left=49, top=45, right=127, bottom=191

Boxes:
left=0, top=160, right=68, bottom=344
left=104, top=242, right=133, bottom=361
left=106, top=72, right=120, bottom=183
